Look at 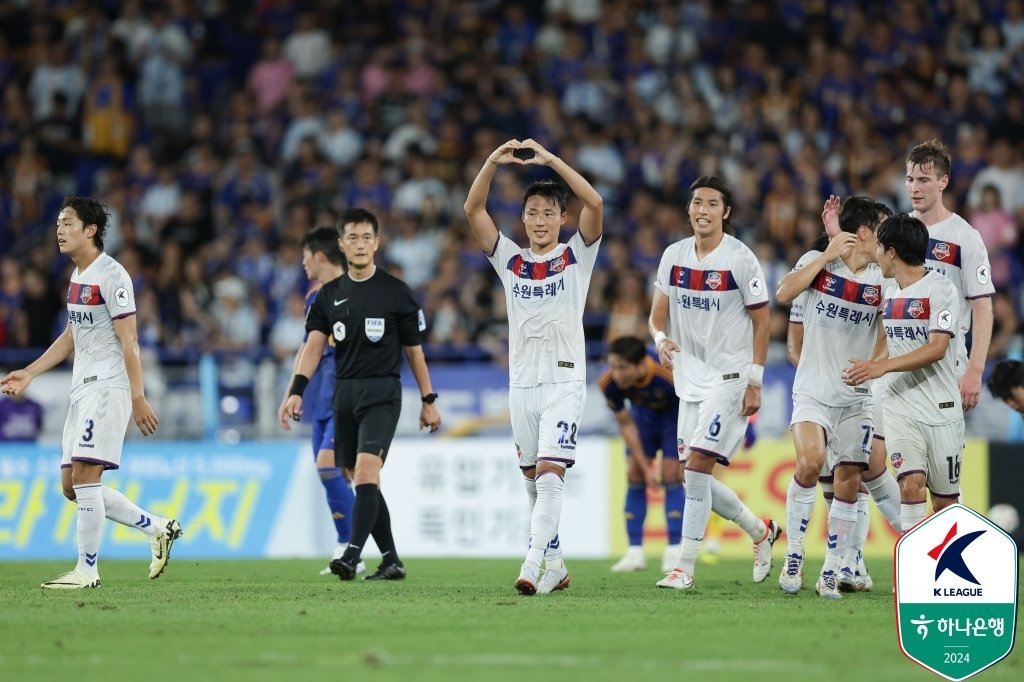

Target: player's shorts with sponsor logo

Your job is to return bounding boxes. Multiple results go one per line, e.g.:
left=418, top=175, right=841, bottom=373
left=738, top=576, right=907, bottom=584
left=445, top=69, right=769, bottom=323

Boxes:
left=61, top=387, right=131, bottom=470
left=677, top=387, right=748, bottom=465
left=510, top=381, right=586, bottom=469
left=884, top=406, right=965, bottom=499
left=791, top=395, right=872, bottom=472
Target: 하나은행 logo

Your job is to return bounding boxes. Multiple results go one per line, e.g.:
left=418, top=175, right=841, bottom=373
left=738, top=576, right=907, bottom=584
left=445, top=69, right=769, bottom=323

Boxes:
left=895, top=504, right=1018, bottom=681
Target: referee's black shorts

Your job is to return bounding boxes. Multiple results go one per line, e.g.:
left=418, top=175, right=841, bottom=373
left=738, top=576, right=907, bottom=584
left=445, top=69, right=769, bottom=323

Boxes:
left=332, top=377, right=402, bottom=469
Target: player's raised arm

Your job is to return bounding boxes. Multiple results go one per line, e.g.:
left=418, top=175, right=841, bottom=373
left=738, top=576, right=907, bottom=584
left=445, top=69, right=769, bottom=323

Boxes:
left=113, top=314, right=158, bottom=437
left=775, top=232, right=857, bottom=305
left=844, top=332, right=951, bottom=386
left=0, top=324, right=74, bottom=396
left=464, top=140, right=523, bottom=254
left=518, top=138, right=603, bottom=245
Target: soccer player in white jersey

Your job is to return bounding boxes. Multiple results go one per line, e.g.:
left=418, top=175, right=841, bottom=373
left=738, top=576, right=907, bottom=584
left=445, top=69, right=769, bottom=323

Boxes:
left=0, top=196, right=180, bottom=589
left=650, top=176, right=779, bottom=591
left=844, top=214, right=964, bottom=531
left=776, top=197, right=891, bottom=599
left=906, top=140, right=994, bottom=407
left=465, top=139, right=602, bottom=596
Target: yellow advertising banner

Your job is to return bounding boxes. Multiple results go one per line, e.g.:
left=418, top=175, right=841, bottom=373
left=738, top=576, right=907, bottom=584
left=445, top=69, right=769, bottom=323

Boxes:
left=609, top=438, right=989, bottom=559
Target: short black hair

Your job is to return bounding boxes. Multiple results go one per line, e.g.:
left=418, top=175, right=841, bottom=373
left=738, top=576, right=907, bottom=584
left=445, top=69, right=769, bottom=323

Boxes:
left=988, top=359, right=1024, bottom=401
left=876, top=213, right=928, bottom=266
left=522, top=180, right=568, bottom=214
left=906, top=139, right=951, bottom=179
left=61, top=196, right=109, bottom=251
left=301, top=226, right=346, bottom=266
left=688, top=175, right=733, bottom=231
left=810, top=232, right=830, bottom=252
left=608, top=336, right=647, bottom=365
left=838, top=196, right=892, bottom=233
left=337, top=207, right=379, bottom=235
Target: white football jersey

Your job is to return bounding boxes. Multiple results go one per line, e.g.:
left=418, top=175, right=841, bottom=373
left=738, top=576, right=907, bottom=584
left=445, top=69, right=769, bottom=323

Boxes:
left=655, top=234, right=769, bottom=401
left=487, top=231, right=601, bottom=386
left=66, top=253, right=136, bottom=403
left=791, top=252, right=885, bottom=406
left=881, top=271, right=961, bottom=425
left=913, top=212, right=995, bottom=370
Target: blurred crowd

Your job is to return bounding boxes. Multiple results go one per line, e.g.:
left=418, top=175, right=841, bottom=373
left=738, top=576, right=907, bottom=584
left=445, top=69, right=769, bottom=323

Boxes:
left=1, top=0, right=1023, bottom=364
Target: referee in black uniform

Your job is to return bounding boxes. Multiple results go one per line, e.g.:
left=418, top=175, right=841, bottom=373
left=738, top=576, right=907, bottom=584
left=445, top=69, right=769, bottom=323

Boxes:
left=284, top=207, right=442, bottom=580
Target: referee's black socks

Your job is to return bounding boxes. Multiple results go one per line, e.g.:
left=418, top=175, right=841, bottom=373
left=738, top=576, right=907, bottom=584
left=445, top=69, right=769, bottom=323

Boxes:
left=344, top=483, right=380, bottom=564
left=371, top=489, right=400, bottom=566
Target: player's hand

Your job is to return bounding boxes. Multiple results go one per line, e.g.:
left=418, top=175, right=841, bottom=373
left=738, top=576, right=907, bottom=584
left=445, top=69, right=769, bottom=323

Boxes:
left=823, top=230, right=857, bottom=261
left=656, top=337, right=680, bottom=368
left=420, top=403, right=441, bottom=433
left=277, top=397, right=294, bottom=431
left=518, top=138, right=556, bottom=166
left=644, top=461, right=660, bottom=494
left=132, top=396, right=159, bottom=437
left=843, top=357, right=885, bottom=386
left=283, top=394, right=303, bottom=423
left=488, top=140, right=523, bottom=166
left=959, top=368, right=982, bottom=411
left=822, top=194, right=842, bottom=238
left=741, top=384, right=761, bottom=417
left=0, top=369, right=31, bottom=396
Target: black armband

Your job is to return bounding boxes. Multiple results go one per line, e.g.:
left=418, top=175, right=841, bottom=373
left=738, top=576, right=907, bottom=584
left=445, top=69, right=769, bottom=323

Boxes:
left=289, top=374, right=310, bottom=397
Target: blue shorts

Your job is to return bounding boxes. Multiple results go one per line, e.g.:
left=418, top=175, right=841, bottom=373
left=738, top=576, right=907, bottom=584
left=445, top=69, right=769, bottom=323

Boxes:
left=633, top=419, right=679, bottom=460
left=311, top=416, right=335, bottom=458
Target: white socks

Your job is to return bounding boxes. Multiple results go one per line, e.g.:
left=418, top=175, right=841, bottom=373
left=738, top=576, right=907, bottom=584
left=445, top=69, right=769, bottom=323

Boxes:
left=74, top=484, right=105, bottom=577
left=853, top=492, right=870, bottom=554
left=822, top=497, right=858, bottom=576
left=526, top=472, right=563, bottom=567
left=102, top=487, right=162, bottom=538
left=865, top=469, right=902, bottom=531
left=676, top=471, right=713, bottom=575
left=710, top=477, right=765, bottom=541
left=784, top=476, right=817, bottom=559
left=524, top=475, right=562, bottom=564
left=901, top=501, right=927, bottom=533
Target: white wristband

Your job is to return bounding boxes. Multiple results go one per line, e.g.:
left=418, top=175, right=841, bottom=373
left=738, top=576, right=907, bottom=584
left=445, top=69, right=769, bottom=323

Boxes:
left=748, top=364, right=765, bottom=387
left=654, top=331, right=668, bottom=348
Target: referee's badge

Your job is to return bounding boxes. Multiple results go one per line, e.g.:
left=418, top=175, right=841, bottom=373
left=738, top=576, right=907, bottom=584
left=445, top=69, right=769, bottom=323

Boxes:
left=365, top=318, right=385, bottom=342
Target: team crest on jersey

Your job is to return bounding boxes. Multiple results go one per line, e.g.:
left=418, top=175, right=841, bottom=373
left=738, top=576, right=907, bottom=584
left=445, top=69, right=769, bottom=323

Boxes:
left=863, top=286, right=880, bottom=306
left=891, top=451, right=905, bottom=469
left=80, top=285, right=93, bottom=303
left=549, top=255, right=566, bottom=273
left=365, top=318, right=385, bottom=342
left=706, top=271, right=722, bottom=290
left=931, top=241, right=951, bottom=262
left=908, top=300, right=926, bottom=318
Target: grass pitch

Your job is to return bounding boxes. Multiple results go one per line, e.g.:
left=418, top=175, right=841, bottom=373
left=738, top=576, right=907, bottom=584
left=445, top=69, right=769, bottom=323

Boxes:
left=0, top=558, right=1019, bottom=682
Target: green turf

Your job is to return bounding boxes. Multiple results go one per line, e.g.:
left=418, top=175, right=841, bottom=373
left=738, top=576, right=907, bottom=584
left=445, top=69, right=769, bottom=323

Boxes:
left=0, top=558, right=1019, bottom=682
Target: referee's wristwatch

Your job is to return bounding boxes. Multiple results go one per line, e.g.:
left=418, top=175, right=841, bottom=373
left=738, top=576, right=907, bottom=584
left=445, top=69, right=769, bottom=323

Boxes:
left=421, top=392, right=439, bottom=404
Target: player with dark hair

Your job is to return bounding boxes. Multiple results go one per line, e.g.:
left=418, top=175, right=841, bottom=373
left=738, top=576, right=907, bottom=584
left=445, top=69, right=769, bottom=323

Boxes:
left=465, top=138, right=603, bottom=595
left=987, top=359, right=1024, bottom=413
left=844, top=214, right=963, bottom=531
left=2, top=196, right=180, bottom=589
left=278, top=226, right=364, bottom=576
left=598, top=335, right=684, bottom=573
left=284, top=207, right=442, bottom=581
left=776, top=196, right=890, bottom=599
left=651, top=176, right=779, bottom=591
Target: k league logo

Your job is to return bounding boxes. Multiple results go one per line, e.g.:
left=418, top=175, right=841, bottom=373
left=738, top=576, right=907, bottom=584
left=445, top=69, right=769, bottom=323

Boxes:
left=895, top=504, right=1018, bottom=681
